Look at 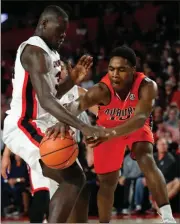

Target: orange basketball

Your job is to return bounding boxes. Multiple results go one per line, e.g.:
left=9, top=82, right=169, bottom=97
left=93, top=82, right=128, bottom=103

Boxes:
left=39, top=133, right=79, bottom=169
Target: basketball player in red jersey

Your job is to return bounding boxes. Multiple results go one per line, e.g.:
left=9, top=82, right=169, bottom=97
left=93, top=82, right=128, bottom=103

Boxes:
left=50, top=46, right=175, bottom=223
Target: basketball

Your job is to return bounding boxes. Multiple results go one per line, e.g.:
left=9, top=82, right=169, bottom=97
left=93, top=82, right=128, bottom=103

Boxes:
left=39, top=133, right=79, bottom=169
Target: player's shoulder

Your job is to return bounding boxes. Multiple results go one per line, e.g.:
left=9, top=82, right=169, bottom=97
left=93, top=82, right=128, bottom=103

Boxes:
left=96, top=82, right=110, bottom=96
left=138, top=76, right=158, bottom=99
left=22, top=44, right=47, bottom=57
left=141, top=76, right=157, bottom=91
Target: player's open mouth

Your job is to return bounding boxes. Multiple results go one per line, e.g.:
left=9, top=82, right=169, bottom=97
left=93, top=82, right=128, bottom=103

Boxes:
left=112, top=80, right=120, bottom=84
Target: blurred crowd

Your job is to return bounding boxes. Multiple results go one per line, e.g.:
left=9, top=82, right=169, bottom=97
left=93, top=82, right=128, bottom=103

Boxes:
left=1, top=0, right=180, bottom=219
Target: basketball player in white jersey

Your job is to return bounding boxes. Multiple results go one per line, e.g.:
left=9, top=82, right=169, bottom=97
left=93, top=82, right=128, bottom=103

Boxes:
left=2, top=5, right=107, bottom=223
left=1, top=61, right=98, bottom=222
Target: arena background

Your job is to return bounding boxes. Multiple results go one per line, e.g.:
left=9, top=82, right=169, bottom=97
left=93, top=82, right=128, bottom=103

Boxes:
left=1, top=1, right=180, bottom=223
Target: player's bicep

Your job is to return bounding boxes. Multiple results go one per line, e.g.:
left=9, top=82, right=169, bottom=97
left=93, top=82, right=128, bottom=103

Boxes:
left=135, top=80, right=158, bottom=117
left=78, top=86, right=98, bottom=115
left=21, top=46, right=52, bottom=102
left=78, top=84, right=106, bottom=111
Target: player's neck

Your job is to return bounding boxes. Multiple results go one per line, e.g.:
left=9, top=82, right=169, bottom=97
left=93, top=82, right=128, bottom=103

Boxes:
left=115, top=76, right=134, bottom=100
left=34, top=29, right=53, bottom=51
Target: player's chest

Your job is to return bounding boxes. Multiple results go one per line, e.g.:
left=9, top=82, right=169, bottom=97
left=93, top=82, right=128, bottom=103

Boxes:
left=99, top=92, right=138, bottom=121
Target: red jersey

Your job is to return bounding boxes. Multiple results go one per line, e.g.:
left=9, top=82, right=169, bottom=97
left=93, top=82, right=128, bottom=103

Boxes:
left=97, top=72, right=152, bottom=129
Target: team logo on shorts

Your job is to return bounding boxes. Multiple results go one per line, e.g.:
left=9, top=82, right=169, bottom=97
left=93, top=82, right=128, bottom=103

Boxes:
left=130, top=93, right=135, bottom=101
left=68, top=94, right=74, bottom=101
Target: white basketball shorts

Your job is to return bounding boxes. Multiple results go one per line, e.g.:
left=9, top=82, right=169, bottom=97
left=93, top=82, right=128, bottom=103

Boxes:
left=3, top=115, right=59, bottom=198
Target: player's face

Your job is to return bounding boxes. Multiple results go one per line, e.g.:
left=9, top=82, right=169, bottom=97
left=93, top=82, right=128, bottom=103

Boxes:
left=108, top=57, right=135, bottom=91
left=46, top=16, right=69, bottom=51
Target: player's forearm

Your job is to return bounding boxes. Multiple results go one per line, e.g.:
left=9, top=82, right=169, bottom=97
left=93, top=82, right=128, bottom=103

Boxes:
left=3, top=146, right=12, bottom=157
left=56, top=75, right=74, bottom=99
left=63, top=96, right=96, bottom=117
left=41, top=95, right=88, bottom=131
left=113, top=114, right=147, bottom=137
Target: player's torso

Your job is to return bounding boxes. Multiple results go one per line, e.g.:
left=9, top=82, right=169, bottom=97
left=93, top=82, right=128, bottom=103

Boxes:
left=49, top=85, right=79, bottom=124
left=7, top=36, right=61, bottom=121
left=97, top=73, right=152, bottom=128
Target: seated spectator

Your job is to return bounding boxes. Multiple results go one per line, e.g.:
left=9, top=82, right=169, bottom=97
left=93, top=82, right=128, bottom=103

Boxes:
left=2, top=154, right=30, bottom=217
left=155, top=120, right=179, bottom=143
left=165, top=107, right=179, bottom=128
left=164, top=80, right=175, bottom=107
left=154, top=106, right=163, bottom=123
left=164, top=131, right=179, bottom=155
left=134, top=138, right=179, bottom=213
left=171, top=85, right=180, bottom=109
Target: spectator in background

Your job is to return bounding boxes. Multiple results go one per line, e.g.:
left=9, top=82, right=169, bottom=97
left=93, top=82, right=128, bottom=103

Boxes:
left=165, top=107, right=179, bottom=128
left=118, top=150, right=141, bottom=214
left=164, top=80, right=175, bottom=107
left=2, top=154, right=29, bottom=217
left=134, top=138, right=179, bottom=213
left=154, top=106, right=164, bottom=123
left=143, top=63, right=155, bottom=80
left=171, top=81, right=180, bottom=109
left=164, top=131, right=179, bottom=155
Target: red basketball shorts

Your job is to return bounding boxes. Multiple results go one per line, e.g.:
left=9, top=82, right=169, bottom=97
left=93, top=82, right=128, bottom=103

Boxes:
left=93, top=125, right=154, bottom=174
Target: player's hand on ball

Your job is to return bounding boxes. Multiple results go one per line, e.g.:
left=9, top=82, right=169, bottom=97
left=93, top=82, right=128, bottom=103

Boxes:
left=45, top=122, right=70, bottom=140
left=67, top=55, right=93, bottom=84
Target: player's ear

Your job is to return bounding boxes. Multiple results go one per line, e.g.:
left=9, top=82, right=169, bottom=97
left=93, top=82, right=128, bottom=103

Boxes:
left=41, top=19, right=48, bottom=29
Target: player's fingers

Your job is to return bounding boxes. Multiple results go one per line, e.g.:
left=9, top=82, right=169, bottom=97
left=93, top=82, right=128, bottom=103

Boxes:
left=86, top=62, right=93, bottom=71
left=83, top=56, right=92, bottom=68
left=60, top=126, right=66, bottom=140
left=69, top=129, right=74, bottom=137
left=46, top=128, right=54, bottom=138
left=53, top=128, right=60, bottom=140
left=45, top=128, right=50, bottom=135
left=85, top=137, right=98, bottom=145
left=77, top=55, right=87, bottom=65
left=85, top=57, right=93, bottom=69
left=65, top=125, right=70, bottom=132
left=88, top=140, right=102, bottom=148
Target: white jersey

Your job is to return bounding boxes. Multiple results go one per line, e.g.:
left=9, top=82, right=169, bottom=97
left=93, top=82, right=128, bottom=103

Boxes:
left=6, top=36, right=61, bottom=122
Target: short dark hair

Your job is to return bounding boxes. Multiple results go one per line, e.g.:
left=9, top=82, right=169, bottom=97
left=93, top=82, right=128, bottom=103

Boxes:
left=110, top=45, right=136, bottom=67
left=41, top=5, right=68, bottom=19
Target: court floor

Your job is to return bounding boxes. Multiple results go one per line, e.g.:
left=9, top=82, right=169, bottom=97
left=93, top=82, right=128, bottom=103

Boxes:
left=1, top=215, right=180, bottom=224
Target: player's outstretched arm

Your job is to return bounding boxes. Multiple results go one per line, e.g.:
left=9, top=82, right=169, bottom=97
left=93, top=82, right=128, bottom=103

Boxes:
left=65, top=83, right=109, bottom=116
left=21, top=45, right=90, bottom=132
left=56, top=56, right=93, bottom=99
left=110, top=78, right=158, bottom=137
